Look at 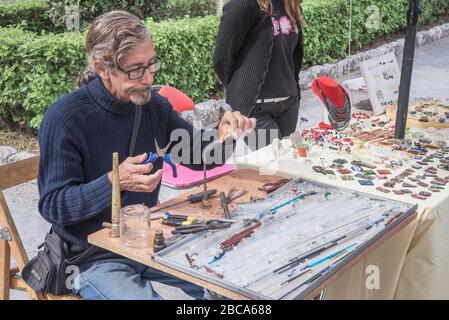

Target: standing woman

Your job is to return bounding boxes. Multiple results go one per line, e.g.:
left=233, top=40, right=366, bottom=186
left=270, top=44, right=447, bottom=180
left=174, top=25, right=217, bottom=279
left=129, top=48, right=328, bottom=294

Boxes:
left=213, top=0, right=304, bottom=149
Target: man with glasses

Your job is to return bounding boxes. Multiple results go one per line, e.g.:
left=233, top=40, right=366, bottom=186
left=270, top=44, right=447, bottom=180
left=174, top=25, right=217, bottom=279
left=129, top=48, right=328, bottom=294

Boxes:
left=37, top=10, right=256, bottom=300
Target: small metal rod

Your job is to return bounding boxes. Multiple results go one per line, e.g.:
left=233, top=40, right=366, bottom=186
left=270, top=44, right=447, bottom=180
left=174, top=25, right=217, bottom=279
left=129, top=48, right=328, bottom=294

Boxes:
left=200, top=163, right=212, bottom=209
left=200, top=127, right=231, bottom=209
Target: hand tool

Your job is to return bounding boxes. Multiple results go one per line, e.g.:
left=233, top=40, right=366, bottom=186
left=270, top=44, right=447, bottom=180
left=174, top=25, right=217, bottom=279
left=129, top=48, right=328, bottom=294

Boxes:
left=161, top=215, right=200, bottom=227
left=109, top=152, right=120, bottom=238
left=144, top=138, right=177, bottom=177
left=220, top=192, right=231, bottom=219
left=153, top=230, right=166, bottom=253
left=162, top=220, right=199, bottom=227
left=151, top=189, right=217, bottom=213
left=200, top=161, right=212, bottom=209
left=226, top=187, right=248, bottom=202
left=144, top=138, right=171, bottom=164
left=258, top=179, right=291, bottom=193
left=220, top=188, right=248, bottom=219
left=161, top=212, right=199, bottom=222
left=171, top=219, right=233, bottom=234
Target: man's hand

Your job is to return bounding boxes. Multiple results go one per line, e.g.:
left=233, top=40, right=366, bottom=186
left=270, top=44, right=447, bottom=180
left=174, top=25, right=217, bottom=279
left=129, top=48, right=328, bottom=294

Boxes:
left=218, top=111, right=256, bottom=141
left=107, top=153, right=162, bottom=192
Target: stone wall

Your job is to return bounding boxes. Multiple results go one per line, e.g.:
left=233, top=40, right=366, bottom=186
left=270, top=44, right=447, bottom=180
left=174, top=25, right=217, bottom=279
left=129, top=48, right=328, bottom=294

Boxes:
left=0, top=146, right=35, bottom=165
left=299, top=23, right=449, bottom=90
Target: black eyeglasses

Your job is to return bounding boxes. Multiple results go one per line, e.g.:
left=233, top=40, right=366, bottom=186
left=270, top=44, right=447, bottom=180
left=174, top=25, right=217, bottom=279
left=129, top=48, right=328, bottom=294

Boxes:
left=118, top=56, right=162, bottom=80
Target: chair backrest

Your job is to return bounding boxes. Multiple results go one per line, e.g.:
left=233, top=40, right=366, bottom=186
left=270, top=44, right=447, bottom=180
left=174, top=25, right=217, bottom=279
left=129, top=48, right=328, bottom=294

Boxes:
left=0, top=156, right=82, bottom=300
left=0, top=156, right=40, bottom=300
left=156, top=85, right=195, bottom=112
left=0, top=156, right=39, bottom=190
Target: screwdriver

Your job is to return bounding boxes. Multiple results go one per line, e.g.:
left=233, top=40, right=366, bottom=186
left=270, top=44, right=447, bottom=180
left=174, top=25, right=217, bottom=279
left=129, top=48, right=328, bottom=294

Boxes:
left=160, top=213, right=200, bottom=227
left=151, top=189, right=217, bottom=213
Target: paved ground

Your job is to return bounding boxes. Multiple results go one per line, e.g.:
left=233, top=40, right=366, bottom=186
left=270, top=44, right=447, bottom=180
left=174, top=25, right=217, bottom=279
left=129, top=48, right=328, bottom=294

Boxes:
left=4, top=37, right=449, bottom=299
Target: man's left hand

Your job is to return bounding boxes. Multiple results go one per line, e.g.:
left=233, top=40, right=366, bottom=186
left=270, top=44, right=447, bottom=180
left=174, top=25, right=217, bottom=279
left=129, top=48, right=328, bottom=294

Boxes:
left=218, top=111, right=256, bottom=141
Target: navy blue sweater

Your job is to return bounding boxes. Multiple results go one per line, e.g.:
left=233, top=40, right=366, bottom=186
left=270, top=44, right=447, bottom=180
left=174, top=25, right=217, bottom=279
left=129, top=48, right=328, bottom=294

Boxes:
left=38, top=78, right=226, bottom=253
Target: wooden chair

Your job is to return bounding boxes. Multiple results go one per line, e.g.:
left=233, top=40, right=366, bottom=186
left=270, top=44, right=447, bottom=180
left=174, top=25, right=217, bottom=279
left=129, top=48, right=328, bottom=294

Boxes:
left=0, top=155, right=81, bottom=300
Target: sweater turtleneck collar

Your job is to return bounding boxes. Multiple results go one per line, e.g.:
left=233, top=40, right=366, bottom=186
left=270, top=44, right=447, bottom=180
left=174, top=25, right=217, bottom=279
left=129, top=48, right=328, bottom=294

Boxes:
left=85, top=77, right=151, bottom=115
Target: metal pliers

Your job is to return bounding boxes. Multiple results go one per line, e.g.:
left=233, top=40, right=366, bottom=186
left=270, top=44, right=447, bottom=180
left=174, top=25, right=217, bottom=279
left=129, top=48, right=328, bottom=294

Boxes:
left=144, top=138, right=177, bottom=177
left=171, top=219, right=233, bottom=234
left=226, top=187, right=248, bottom=203
left=258, top=179, right=291, bottom=193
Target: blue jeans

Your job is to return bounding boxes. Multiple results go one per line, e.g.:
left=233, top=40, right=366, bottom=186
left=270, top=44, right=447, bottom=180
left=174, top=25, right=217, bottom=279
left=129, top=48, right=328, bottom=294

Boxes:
left=72, top=255, right=205, bottom=300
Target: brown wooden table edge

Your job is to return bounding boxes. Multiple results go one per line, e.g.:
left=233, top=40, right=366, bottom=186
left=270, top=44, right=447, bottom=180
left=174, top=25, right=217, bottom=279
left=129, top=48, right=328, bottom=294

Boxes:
left=87, top=230, right=251, bottom=300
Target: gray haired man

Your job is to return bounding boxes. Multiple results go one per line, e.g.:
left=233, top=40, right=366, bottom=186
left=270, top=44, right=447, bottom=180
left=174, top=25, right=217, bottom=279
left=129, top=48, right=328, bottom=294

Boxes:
left=37, top=10, right=256, bottom=300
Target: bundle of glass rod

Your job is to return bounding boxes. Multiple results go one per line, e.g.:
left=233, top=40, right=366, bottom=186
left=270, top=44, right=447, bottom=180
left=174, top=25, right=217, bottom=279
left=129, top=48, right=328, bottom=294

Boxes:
left=312, top=77, right=351, bottom=131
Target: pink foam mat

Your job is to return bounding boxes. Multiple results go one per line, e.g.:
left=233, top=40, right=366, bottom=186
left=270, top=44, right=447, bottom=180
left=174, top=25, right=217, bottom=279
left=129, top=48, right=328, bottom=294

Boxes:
left=161, top=163, right=235, bottom=188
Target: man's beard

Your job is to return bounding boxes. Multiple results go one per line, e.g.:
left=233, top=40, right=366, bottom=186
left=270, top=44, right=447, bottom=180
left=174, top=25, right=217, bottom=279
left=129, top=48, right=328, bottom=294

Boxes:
left=129, top=86, right=152, bottom=106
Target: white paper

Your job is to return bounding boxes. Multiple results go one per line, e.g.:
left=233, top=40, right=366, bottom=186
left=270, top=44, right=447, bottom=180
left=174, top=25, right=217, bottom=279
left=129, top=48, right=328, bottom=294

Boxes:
left=359, top=52, right=401, bottom=115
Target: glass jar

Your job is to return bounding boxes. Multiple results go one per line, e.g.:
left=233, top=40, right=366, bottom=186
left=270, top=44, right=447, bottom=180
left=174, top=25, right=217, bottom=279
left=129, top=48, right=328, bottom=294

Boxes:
left=120, top=204, right=150, bottom=248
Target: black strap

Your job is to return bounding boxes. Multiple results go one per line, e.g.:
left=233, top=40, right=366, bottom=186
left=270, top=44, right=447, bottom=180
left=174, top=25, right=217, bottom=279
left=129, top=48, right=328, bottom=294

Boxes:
left=65, top=245, right=100, bottom=265
left=129, top=105, right=142, bottom=157
left=46, top=107, right=143, bottom=268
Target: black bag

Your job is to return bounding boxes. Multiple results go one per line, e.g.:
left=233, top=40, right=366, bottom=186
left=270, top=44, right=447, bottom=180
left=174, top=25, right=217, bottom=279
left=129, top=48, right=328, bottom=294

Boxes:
left=23, top=230, right=100, bottom=295
left=22, top=231, right=72, bottom=295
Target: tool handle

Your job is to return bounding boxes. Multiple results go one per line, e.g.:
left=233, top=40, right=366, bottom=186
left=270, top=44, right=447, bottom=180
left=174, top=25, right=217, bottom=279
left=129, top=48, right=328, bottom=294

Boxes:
left=164, top=154, right=178, bottom=178
left=172, top=226, right=208, bottom=235
left=161, top=220, right=198, bottom=227
left=220, top=192, right=231, bottom=219
left=188, top=189, right=217, bottom=203
left=163, top=214, right=190, bottom=220
left=163, top=214, right=198, bottom=222
left=143, top=152, right=158, bottom=164
left=110, top=153, right=120, bottom=238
